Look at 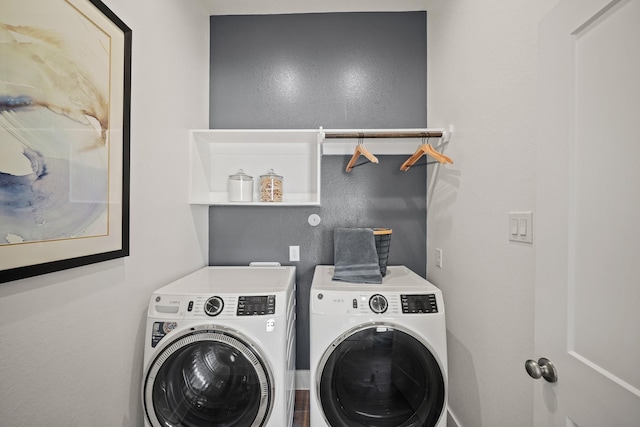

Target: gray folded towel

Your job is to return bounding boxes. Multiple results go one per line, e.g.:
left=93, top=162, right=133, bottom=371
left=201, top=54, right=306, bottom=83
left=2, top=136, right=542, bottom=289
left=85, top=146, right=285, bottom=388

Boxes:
left=332, top=228, right=383, bottom=283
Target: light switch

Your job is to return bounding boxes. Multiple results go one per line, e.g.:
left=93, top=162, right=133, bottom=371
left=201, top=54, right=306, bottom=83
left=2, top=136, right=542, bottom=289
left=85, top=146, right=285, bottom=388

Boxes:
left=511, top=219, right=519, bottom=236
left=519, top=219, right=527, bottom=236
left=508, top=212, right=533, bottom=244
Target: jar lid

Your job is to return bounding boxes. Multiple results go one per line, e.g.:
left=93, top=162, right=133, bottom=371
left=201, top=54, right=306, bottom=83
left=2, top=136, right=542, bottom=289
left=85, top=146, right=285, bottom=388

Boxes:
left=260, top=168, right=282, bottom=179
left=229, top=169, right=253, bottom=180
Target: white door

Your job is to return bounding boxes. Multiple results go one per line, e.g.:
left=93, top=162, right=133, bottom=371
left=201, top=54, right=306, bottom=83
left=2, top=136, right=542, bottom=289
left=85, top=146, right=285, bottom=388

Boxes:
left=534, top=0, right=640, bottom=425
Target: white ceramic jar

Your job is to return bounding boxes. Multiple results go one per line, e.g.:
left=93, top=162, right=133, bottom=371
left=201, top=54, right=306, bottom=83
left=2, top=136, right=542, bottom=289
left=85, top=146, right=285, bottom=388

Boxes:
left=228, top=169, right=253, bottom=202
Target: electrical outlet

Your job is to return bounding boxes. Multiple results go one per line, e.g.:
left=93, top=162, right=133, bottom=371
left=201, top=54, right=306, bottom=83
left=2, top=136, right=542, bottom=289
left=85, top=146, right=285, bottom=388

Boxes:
left=289, top=245, right=300, bottom=262
left=435, top=248, right=443, bottom=268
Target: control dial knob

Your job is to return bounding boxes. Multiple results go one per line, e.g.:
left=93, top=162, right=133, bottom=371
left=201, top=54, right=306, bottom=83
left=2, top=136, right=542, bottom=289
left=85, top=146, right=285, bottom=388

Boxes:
left=369, top=294, right=388, bottom=314
left=204, top=296, right=224, bottom=316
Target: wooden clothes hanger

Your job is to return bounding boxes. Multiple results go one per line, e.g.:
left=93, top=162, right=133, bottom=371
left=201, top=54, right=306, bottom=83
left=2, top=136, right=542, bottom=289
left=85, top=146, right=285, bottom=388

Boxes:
left=400, top=136, right=453, bottom=171
left=345, top=134, right=379, bottom=172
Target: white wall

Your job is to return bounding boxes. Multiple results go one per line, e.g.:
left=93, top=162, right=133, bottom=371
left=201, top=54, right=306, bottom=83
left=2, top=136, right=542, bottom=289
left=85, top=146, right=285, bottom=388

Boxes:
left=0, top=0, right=210, bottom=425
left=425, top=1, right=558, bottom=426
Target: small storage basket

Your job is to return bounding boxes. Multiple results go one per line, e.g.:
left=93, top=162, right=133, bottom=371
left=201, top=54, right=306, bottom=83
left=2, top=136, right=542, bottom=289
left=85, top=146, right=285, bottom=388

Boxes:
left=373, top=228, right=392, bottom=277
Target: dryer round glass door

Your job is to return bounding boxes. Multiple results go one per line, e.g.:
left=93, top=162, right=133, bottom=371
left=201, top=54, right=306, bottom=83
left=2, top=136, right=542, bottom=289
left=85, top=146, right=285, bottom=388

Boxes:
left=143, top=329, right=273, bottom=427
left=318, top=324, right=445, bottom=427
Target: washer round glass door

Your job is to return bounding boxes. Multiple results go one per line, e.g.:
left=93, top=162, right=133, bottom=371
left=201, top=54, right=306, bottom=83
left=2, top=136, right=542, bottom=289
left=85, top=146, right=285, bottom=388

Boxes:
left=143, top=328, right=272, bottom=427
left=318, top=324, right=445, bottom=427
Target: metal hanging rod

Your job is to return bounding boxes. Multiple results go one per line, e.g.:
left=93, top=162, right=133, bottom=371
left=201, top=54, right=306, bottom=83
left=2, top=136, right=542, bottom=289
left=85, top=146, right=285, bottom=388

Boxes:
left=324, top=131, right=444, bottom=139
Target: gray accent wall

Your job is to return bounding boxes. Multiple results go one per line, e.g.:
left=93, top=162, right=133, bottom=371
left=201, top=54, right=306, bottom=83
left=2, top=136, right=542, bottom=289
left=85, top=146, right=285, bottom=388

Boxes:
left=210, top=12, right=427, bottom=128
left=209, top=12, right=427, bottom=370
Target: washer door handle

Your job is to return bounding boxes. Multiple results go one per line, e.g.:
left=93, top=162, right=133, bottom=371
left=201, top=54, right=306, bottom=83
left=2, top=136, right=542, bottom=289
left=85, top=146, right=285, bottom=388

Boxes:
left=525, top=357, right=558, bottom=383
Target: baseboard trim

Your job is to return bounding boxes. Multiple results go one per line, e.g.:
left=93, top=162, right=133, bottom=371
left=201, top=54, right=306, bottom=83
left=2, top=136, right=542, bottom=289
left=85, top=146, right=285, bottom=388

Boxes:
left=295, top=369, right=310, bottom=390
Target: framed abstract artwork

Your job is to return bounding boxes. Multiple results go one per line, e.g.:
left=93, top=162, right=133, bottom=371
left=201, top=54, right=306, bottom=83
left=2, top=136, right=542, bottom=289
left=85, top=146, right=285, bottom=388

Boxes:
left=0, top=0, right=131, bottom=283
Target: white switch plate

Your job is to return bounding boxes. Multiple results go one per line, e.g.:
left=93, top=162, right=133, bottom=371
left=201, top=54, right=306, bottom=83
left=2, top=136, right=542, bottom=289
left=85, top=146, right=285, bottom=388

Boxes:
left=435, top=248, right=443, bottom=268
left=289, top=245, right=300, bottom=262
left=508, top=212, right=533, bottom=243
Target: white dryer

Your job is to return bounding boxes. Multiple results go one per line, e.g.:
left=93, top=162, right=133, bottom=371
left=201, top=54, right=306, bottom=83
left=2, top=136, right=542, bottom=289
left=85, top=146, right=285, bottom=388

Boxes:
left=142, top=266, right=296, bottom=427
left=310, top=265, right=447, bottom=427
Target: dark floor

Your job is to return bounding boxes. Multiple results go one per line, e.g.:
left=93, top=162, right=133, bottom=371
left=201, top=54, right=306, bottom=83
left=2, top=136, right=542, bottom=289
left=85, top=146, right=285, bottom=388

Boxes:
left=293, top=390, right=310, bottom=427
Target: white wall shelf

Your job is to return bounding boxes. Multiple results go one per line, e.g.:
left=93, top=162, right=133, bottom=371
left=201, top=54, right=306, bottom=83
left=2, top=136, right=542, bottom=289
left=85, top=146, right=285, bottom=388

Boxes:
left=189, top=127, right=450, bottom=206
left=189, top=129, right=321, bottom=206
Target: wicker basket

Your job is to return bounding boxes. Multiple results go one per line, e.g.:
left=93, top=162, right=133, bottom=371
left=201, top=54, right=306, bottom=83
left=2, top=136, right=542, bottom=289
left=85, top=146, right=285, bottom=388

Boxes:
left=373, top=228, right=392, bottom=277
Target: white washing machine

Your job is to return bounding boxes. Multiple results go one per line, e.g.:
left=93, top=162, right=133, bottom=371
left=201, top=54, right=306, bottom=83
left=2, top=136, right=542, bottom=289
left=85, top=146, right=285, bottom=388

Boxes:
left=142, top=266, right=296, bottom=427
left=310, top=265, right=447, bottom=427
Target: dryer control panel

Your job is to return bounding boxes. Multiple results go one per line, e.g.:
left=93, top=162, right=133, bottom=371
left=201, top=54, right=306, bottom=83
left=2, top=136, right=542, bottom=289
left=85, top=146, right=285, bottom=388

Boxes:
left=313, top=291, right=440, bottom=316
left=401, top=294, right=438, bottom=314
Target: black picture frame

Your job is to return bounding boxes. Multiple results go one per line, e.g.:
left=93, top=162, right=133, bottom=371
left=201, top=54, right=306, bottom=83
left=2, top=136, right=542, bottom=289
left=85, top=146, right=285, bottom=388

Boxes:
left=0, top=0, right=131, bottom=283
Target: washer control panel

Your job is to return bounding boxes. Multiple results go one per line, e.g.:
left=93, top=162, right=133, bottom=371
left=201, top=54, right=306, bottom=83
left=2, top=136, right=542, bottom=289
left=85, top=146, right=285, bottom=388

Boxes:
left=237, top=295, right=276, bottom=316
left=151, top=293, right=279, bottom=318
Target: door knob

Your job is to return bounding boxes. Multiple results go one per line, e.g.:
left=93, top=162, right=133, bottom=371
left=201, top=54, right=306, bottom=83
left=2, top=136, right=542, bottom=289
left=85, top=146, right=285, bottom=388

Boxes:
left=525, top=357, right=558, bottom=383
